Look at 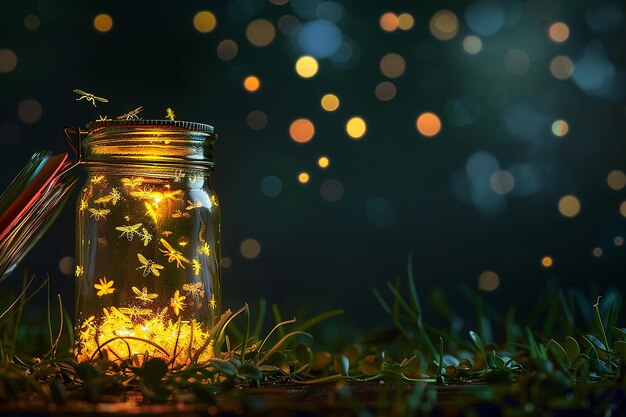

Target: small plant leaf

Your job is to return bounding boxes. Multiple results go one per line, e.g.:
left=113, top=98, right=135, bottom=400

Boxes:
left=333, top=354, right=350, bottom=376
left=614, top=340, right=626, bottom=357
left=136, top=358, right=168, bottom=386
left=311, top=351, right=331, bottom=372
left=359, top=355, right=382, bottom=376
left=238, top=363, right=262, bottom=380
left=295, top=343, right=313, bottom=373
left=547, top=339, right=568, bottom=364
left=210, top=359, right=237, bottom=377
left=564, top=336, right=580, bottom=362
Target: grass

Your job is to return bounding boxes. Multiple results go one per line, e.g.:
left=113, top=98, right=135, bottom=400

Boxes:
left=0, top=259, right=625, bottom=416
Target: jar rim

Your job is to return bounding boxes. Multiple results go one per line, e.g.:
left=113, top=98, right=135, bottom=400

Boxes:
left=86, top=119, right=215, bottom=133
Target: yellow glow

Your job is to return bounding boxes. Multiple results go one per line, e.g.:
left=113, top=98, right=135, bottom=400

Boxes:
left=295, top=56, right=319, bottom=78
left=552, top=120, right=569, bottom=137
left=246, top=19, right=276, bottom=47
left=416, top=112, right=442, bottom=137
left=429, top=10, right=458, bottom=41
left=621, top=201, right=626, bottom=217
left=607, top=170, right=626, bottom=190
left=593, top=247, right=603, bottom=257
left=217, top=39, right=238, bottom=61
left=549, top=22, right=570, bottom=42
left=77, top=312, right=213, bottom=366
left=244, top=75, right=261, bottom=92
left=550, top=56, right=574, bottom=80
left=346, top=117, right=367, bottom=139
left=615, top=236, right=624, bottom=247
left=558, top=195, right=581, bottom=218
left=478, top=271, right=500, bottom=291
left=541, top=256, right=553, bottom=268
left=380, top=53, right=406, bottom=78
left=298, top=172, right=310, bottom=184
left=397, top=13, right=414, bottom=30
left=380, top=12, right=398, bottom=32
left=94, top=14, right=113, bottom=33
left=240, top=239, right=261, bottom=259
left=318, top=156, right=330, bottom=168
left=321, top=94, right=340, bottom=111
left=193, top=11, right=217, bottom=33
left=289, top=118, right=315, bottom=143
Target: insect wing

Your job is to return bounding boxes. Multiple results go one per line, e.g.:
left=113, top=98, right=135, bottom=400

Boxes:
left=137, top=253, right=149, bottom=266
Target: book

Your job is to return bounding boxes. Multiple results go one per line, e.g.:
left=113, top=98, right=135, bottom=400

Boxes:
left=0, top=151, right=77, bottom=281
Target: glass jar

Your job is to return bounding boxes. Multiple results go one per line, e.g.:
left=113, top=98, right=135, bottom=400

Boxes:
left=74, top=120, right=220, bottom=366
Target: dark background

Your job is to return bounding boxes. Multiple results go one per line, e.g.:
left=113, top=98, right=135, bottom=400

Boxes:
left=1, top=0, right=625, bottom=327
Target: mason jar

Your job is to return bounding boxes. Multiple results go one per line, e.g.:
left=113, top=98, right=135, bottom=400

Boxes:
left=74, top=120, right=220, bottom=366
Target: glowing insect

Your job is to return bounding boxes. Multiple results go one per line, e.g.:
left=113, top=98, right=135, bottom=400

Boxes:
left=117, top=106, right=143, bottom=120
left=191, top=259, right=201, bottom=276
left=172, top=210, right=190, bottom=219
left=183, top=281, right=204, bottom=299
left=91, top=175, right=105, bottom=185
left=96, top=115, right=111, bottom=121
left=165, top=107, right=176, bottom=121
left=121, top=177, right=143, bottom=188
left=162, top=230, right=173, bottom=237
left=109, top=188, right=122, bottom=205
left=187, top=173, right=198, bottom=184
left=155, top=306, right=168, bottom=321
left=185, top=200, right=203, bottom=210
left=173, top=169, right=185, bottom=182
left=131, top=187, right=155, bottom=199
left=163, top=189, right=183, bottom=201
left=160, top=238, right=190, bottom=268
left=144, top=201, right=158, bottom=223
left=75, top=265, right=84, bottom=277
left=94, top=277, right=115, bottom=297
left=94, top=195, right=113, bottom=204
left=198, top=242, right=210, bottom=257
left=79, top=199, right=88, bottom=211
left=132, top=286, right=159, bottom=303
left=209, top=294, right=217, bottom=311
left=210, top=195, right=219, bottom=207
left=115, top=223, right=142, bottom=240
left=136, top=253, right=165, bottom=277
left=107, top=306, right=131, bottom=323
left=118, top=307, right=153, bottom=319
left=139, top=228, right=153, bottom=246
left=73, top=89, right=109, bottom=107
left=89, top=208, right=110, bottom=221
left=170, top=290, right=186, bottom=316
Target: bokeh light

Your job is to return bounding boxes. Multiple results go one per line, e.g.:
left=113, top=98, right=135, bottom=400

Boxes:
left=58, top=256, right=75, bottom=275
left=375, top=82, right=396, bottom=101
left=551, top=120, right=569, bottom=137
left=295, top=55, right=319, bottom=78
left=17, top=99, right=42, bottom=124
left=548, top=22, right=570, bottom=42
left=317, top=156, right=330, bottom=168
left=607, top=170, right=626, bottom=190
left=0, top=49, right=17, bottom=73
left=217, top=39, right=238, bottom=61
left=278, top=15, right=300, bottom=35
left=429, top=10, right=459, bottom=41
left=490, top=170, right=515, bottom=195
left=593, top=247, right=603, bottom=258
left=24, top=15, right=40, bottom=30
left=621, top=201, right=626, bottom=217
left=297, top=20, right=342, bottom=58
left=465, top=1, right=505, bottom=36
left=541, top=256, right=554, bottom=268
left=94, top=14, right=113, bottom=33
left=504, top=49, right=530, bottom=76
left=346, top=117, right=367, bottom=139
left=416, top=112, right=442, bottom=137
left=558, top=195, right=581, bottom=218
left=246, top=19, right=276, bottom=47
left=243, top=75, right=261, bottom=92
left=615, top=236, right=624, bottom=247
left=550, top=56, right=574, bottom=80
left=478, top=270, right=500, bottom=291
left=380, top=12, right=399, bottom=32
left=463, top=35, right=482, bottom=54
left=221, top=257, right=232, bottom=268
left=240, top=239, right=261, bottom=259
left=379, top=53, right=406, bottom=78
left=193, top=11, right=216, bottom=33
left=261, top=175, right=282, bottom=197
left=246, top=110, right=268, bottom=130
left=290, top=118, right=315, bottom=143
left=397, top=13, right=414, bottom=30
left=321, top=94, right=340, bottom=111
left=320, top=179, right=344, bottom=202
left=298, top=172, right=310, bottom=184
